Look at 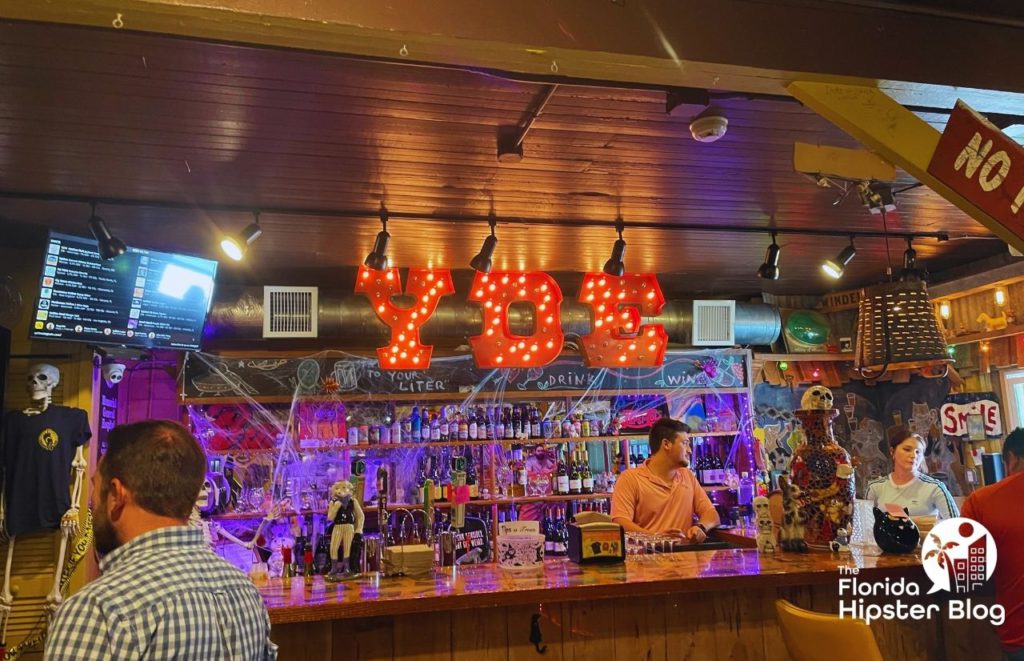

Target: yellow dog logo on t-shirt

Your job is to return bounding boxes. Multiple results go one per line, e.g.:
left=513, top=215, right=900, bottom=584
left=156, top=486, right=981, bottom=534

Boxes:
left=38, top=428, right=59, bottom=451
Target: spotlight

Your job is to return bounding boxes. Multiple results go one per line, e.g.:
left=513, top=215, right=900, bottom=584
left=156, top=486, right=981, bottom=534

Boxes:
left=87, top=204, right=126, bottom=261
left=602, top=218, right=626, bottom=277
left=757, top=232, right=781, bottom=280
left=220, top=211, right=263, bottom=262
left=470, top=217, right=498, bottom=273
left=995, top=287, right=1007, bottom=307
left=364, top=206, right=391, bottom=271
left=822, top=238, right=856, bottom=280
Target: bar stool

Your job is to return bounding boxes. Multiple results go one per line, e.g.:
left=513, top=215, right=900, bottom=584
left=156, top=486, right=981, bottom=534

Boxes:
left=774, top=599, right=883, bottom=661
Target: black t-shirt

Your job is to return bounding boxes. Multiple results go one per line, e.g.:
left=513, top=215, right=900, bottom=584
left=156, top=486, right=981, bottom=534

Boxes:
left=1, top=406, right=91, bottom=536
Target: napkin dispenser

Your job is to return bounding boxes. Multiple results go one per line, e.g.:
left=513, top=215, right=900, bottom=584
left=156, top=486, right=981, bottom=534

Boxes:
left=567, top=513, right=625, bottom=564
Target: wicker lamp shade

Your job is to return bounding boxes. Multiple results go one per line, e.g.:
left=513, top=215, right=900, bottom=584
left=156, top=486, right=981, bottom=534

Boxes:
left=854, top=277, right=951, bottom=376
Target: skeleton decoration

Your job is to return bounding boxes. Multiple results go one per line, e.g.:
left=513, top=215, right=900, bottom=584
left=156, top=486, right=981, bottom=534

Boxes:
left=0, top=364, right=89, bottom=649
left=326, top=479, right=365, bottom=581
left=189, top=480, right=288, bottom=556
left=753, top=496, right=775, bottom=554
left=800, top=385, right=835, bottom=411
left=101, top=362, right=126, bottom=388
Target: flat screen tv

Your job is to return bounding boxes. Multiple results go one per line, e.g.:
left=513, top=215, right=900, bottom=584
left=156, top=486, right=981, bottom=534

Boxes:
left=29, top=231, right=218, bottom=351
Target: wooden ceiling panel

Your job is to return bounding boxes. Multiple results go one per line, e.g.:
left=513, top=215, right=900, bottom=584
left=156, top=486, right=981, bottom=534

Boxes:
left=0, top=20, right=1005, bottom=295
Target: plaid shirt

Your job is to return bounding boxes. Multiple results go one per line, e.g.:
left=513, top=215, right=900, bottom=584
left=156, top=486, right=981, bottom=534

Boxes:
left=46, top=526, right=277, bottom=660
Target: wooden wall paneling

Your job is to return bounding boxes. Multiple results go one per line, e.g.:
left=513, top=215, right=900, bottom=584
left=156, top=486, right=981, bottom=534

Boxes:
left=612, top=593, right=668, bottom=661
left=342, top=616, right=395, bottom=661
left=452, top=605, right=508, bottom=661
left=393, top=610, right=453, bottom=660
left=272, top=622, right=332, bottom=661
left=709, top=588, right=769, bottom=661
left=508, top=603, right=565, bottom=661
left=663, top=592, right=721, bottom=660
left=566, top=599, right=619, bottom=660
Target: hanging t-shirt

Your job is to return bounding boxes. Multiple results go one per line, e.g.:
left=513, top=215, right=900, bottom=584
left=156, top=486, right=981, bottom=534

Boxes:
left=1, top=406, right=91, bottom=537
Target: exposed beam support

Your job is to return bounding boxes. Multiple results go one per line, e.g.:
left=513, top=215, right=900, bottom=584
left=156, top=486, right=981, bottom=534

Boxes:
left=2, top=1, right=1024, bottom=114
left=786, top=81, right=1022, bottom=253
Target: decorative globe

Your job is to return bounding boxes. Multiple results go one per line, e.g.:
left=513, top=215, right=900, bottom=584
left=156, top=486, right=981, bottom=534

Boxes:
left=786, top=310, right=830, bottom=347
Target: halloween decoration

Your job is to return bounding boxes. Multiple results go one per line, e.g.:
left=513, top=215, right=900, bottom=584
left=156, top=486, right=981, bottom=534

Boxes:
left=778, top=476, right=808, bottom=553
left=873, top=507, right=920, bottom=554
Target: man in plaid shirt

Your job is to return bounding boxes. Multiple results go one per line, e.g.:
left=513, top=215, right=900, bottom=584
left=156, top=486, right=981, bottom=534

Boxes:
left=46, top=420, right=277, bottom=660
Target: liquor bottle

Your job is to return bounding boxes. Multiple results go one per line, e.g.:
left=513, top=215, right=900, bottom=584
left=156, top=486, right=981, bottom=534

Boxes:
left=303, top=548, right=315, bottom=582
left=430, top=454, right=443, bottom=501
left=515, top=448, right=528, bottom=497
left=421, top=409, right=432, bottom=442
left=485, top=406, right=496, bottom=440
left=581, top=449, right=594, bottom=494
left=569, top=450, right=582, bottom=495
left=431, top=413, right=442, bottom=442
left=439, top=454, right=452, bottom=502
left=403, top=409, right=415, bottom=443
left=379, top=422, right=390, bottom=445
left=573, top=415, right=583, bottom=437
left=554, top=511, right=568, bottom=556
left=541, top=416, right=553, bottom=439
left=512, top=406, right=522, bottom=438
left=530, top=407, right=541, bottom=439
left=390, top=416, right=401, bottom=445
left=314, top=528, right=331, bottom=574
left=495, top=408, right=505, bottom=440
left=459, top=413, right=469, bottom=441
left=556, top=449, right=570, bottom=495
left=415, top=459, right=428, bottom=504
left=368, top=424, right=380, bottom=445
left=581, top=416, right=591, bottom=438
left=465, top=450, right=479, bottom=499
left=439, top=410, right=450, bottom=442
left=504, top=407, right=515, bottom=440
left=468, top=411, right=478, bottom=440
left=738, top=471, right=754, bottom=507
left=347, top=424, right=359, bottom=446
left=449, top=408, right=460, bottom=441
left=543, top=509, right=555, bottom=554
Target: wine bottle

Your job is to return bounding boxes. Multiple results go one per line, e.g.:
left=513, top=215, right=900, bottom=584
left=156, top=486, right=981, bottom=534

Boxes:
left=512, top=406, right=523, bottom=438
left=468, top=411, right=478, bottom=440
left=410, top=406, right=421, bottom=442
left=465, top=449, right=479, bottom=499
left=485, top=406, right=496, bottom=440
left=449, top=409, right=460, bottom=441
left=569, top=449, right=582, bottom=495
left=314, top=529, right=331, bottom=575
left=556, top=449, right=570, bottom=495
left=581, top=449, right=594, bottom=494
left=554, top=511, right=568, bottom=556
left=421, top=409, right=433, bottom=442
left=531, top=407, right=541, bottom=439
left=543, top=508, right=555, bottom=554
left=458, top=412, right=469, bottom=441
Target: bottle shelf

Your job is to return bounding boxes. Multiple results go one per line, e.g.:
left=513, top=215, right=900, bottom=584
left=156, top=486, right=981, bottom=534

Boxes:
left=205, top=434, right=659, bottom=455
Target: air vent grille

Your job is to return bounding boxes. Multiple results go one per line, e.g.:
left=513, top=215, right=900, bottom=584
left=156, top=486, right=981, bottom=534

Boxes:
left=692, top=300, right=736, bottom=346
left=263, top=287, right=318, bottom=338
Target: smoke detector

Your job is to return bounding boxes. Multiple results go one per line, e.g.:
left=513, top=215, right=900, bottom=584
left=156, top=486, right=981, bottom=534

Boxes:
left=689, top=115, right=728, bottom=143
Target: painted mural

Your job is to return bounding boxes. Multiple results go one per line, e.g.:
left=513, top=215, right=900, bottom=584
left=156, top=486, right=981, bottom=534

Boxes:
left=753, top=376, right=967, bottom=496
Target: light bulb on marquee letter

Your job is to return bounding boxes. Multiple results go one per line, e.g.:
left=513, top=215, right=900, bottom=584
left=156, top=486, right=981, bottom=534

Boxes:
left=578, top=273, right=668, bottom=367
left=468, top=271, right=564, bottom=368
left=355, top=266, right=454, bottom=370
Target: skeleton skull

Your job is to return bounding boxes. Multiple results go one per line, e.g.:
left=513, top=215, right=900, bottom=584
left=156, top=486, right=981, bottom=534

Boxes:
left=101, top=362, right=126, bottom=387
left=753, top=496, right=771, bottom=519
left=800, top=385, right=834, bottom=411
left=26, top=363, right=60, bottom=400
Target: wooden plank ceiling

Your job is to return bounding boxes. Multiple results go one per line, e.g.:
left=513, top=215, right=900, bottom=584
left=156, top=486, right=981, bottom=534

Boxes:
left=0, top=21, right=1007, bottom=296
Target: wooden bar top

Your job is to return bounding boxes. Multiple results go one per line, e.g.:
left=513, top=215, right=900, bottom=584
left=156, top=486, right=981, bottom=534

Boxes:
left=260, top=543, right=924, bottom=625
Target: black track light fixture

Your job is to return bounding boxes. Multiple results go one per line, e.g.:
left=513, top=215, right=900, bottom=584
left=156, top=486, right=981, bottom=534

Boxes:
left=364, top=205, right=391, bottom=271
left=220, top=211, right=263, bottom=262
left=87, top=202, right=126, bottom=261
left=757, top=232, right=781, bottom=280
left=470, top=216, right=498, bottom=273
left=602, top=217, right=627, bottom=277
left=822, top=237, right=857, bottom=280
left=902, top=237, right=917, bottom=272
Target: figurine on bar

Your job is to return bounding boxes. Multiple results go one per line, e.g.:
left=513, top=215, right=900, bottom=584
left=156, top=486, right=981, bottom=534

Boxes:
left=778, top=476, right=808, bottom=553
left=829, top=525, right=852, bottom=554
left=326, top=479, right=365, bottom=580
left=753, top=496, right=775, bottom=553
left=790, top=386, right=855, bottom=549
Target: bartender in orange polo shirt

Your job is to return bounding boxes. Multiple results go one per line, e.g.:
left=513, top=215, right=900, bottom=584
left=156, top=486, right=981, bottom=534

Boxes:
left=611, top=417, right=720, bottom=542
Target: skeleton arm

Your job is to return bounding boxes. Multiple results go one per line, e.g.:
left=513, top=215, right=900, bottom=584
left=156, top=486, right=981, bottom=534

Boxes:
left=210, top=498, right=290, bottom=551
left=60, top=446, right=87, bottom=538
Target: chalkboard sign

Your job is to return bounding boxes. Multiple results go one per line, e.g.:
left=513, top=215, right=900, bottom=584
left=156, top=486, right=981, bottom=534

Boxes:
left=183, top=350, right=748, bottom=400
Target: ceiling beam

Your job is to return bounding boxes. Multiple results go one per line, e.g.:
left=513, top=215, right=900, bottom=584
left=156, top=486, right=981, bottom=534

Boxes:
left=786, top=81, right=1022, bottom=253
left=3, top=1, right=1024, bottom=114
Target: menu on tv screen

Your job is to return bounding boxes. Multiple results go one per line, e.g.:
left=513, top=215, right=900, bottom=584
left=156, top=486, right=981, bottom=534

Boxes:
left=30, top=231, right=218, bottom=350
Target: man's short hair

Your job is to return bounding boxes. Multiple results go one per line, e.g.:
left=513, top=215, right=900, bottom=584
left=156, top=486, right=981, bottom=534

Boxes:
left=100, top=420, right=205, bottom=519
left=1004, top=428, right=1024, bottom=462
left=648, top=417, right=691, bottom=455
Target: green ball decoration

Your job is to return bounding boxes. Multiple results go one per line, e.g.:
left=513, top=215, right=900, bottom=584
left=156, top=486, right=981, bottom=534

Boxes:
left=786, top=310, right=831, bottom=346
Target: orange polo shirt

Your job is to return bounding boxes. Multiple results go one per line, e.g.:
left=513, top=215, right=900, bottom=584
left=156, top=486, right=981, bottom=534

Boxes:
left=611, top=461, right=716, bottom=533
left=962, top=471, right=1024, bottom=651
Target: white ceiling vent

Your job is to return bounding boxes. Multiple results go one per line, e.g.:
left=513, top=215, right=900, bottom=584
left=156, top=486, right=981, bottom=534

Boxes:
left=692, top=300, right=736, bottom=346
left=263, top=287, right=318, bottom=338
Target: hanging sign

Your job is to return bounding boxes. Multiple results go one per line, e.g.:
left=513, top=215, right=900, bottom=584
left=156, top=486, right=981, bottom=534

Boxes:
left=927, top=100, right=1024, bottom=247
left=819, top=288, right=861, bottom=313
left=468, top=271, right=564, bottom=368
left=577, top=273, right=667, bottom=367
left=354, top=266, right=454, bottom=370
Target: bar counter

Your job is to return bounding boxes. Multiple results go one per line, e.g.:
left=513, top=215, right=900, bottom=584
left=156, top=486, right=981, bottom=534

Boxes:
left=262, top=537, right=1002, bottom=660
